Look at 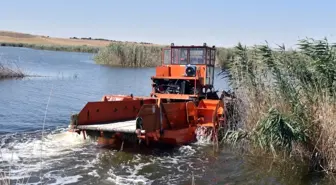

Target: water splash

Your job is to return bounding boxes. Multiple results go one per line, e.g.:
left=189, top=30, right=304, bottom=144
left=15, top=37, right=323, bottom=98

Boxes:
left=195, top=126, right=214, bottom=145
left=105, top=162, right=153, bottom=185
left=0, top=129, right=93, bottom=184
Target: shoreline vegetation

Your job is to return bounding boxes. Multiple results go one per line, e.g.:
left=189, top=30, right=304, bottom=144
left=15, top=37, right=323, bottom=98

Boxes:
left=94, top=42, right=235, bottom=67
left=0, top=30, right=155, bottom=54
left=0, top=30, right=110, bottom=54
left=0, top=42, right=100, bottom=53
left=221, top=38, right=336, bottom=175
left=1, top=40, right=234, bottom=68
left=0, top=30, right=236, bottom=67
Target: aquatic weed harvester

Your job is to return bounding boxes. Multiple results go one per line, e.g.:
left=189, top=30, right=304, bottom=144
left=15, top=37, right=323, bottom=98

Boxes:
left=69, top=44, right=227, bottom=148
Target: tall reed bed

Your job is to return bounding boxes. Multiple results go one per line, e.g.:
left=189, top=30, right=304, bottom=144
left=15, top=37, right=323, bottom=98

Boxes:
left=0, top=42, right=100, bottom=53
left=94, top=42, right=164, bottom=67
left=221, top=38, right=336, bottom=173
left=94, top=42, right=236, bottom=67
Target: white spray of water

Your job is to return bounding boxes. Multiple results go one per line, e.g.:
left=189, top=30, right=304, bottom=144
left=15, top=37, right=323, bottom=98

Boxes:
left=0, top=130, right=91, bottom=184
left=0, top=125, right=218, bottom=184
left=194, top=126, right=214, bottom=145
left=106, top=162, right=154, bottom=185
left=40, top=83, right=53, bottom=180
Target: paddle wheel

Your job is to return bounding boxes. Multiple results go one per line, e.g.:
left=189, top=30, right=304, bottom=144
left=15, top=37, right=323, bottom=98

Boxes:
left=68, top=43, right=227, bottom=148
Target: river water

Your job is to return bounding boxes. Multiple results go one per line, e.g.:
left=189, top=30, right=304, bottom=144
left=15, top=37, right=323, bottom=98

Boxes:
left=0, top=47, right=331, bottom=185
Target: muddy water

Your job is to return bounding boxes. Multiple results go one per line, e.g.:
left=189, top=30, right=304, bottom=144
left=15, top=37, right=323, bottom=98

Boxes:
left=0, top=47, right=330, bottom=185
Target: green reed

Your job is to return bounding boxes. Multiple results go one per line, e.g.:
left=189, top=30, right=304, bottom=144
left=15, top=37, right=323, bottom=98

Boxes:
left=221, top=38, right=336, bottom=173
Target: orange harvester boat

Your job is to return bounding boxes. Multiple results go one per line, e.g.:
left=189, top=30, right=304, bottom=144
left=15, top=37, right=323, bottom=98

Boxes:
left=69, top=43, right=227, bottom=147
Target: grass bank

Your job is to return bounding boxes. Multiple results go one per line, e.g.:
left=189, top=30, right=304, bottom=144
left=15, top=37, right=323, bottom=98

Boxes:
left=0, top=30, right=158, bottom=55
left=0, top=42, right=100, bottom=53
left=0, top=30, right=111, bottom=53
left=221, top=38, right=336, bottom=174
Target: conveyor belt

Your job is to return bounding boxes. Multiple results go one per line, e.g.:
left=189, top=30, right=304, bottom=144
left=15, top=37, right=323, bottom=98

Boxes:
left=76, top=120, right=137, bottom=133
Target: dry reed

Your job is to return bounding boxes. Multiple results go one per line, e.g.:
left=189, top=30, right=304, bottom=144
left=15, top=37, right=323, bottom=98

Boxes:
left=0, top=62, right=25, bottom=79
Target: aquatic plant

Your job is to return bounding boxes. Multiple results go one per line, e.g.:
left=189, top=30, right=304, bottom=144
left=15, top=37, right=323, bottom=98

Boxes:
left=94, top=42, right=164, bottom=67
left=221, top=38, right=336, bottom=173
left=0, top=62, right=25, bottom=79
left=252, top=108, right=308, bottom=154
left=94, top=42, right=237, bottom=67
left=0, top=171, right=9, bottom=185
left=216, top=47, right=235, bottom=70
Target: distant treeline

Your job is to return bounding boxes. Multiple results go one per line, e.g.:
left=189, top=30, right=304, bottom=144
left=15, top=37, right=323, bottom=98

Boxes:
left=69, top=37, right=152, bottom=45
left=0, top=42, right=100, bottom=53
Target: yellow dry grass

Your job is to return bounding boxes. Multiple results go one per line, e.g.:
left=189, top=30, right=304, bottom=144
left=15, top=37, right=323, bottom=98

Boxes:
left=0, top=30, right=111, bottom=47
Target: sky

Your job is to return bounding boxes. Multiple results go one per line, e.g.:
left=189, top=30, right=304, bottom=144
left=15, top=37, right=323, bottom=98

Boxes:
left=0, top=0, right=335, bottom=47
